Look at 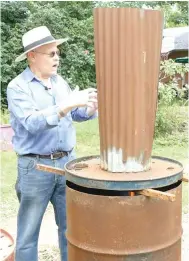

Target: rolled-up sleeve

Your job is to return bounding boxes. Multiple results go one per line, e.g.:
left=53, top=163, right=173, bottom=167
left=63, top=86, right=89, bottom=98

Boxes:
left=71, top=107, right=98, bottom=122
left=7, top=86, right=59, bottom=134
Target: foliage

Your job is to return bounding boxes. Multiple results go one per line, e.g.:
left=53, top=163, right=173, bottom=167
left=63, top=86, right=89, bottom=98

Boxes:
left=160, top=59, right=188, bottom=80
left=94, top=1, right=188, bottom=27
left=155, top=104, right=188, bottom=137
left=1, top=1, right=95, bottom=108
left=162, top=1, right=188, bottom=28
left=158, top=83, right=177, bottom=105
left=155, top=59, right=188, bottom=138
left=1, top=1, right=30, bottom=109
left=1, top=1, right=188, bottom=108
left=158, top=59, right=189, bottom=105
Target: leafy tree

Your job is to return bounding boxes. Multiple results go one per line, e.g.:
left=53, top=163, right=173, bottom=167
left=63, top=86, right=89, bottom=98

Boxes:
left=1, top=1, right=95, bottom=108
left=165, top=1, right=188, bottom=27
left=1, top=1, right=30, bottom=109
left=1, top=1, right=188, bottom=108
left=94, top=1, right=188, bottom=27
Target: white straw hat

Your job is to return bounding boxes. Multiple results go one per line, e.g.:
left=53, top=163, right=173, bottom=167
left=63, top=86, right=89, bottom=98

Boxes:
left=15, top=26, right=68, bottom=62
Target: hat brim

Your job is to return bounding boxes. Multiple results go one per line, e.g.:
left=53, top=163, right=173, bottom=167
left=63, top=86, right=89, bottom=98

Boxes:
left=15, top=38, right=69, bottom=63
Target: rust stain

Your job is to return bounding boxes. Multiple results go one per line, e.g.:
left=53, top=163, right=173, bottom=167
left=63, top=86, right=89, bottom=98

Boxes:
left=167, top=166, right=175, bottom=170
left=68, top=157, right=183, bottom=182
left=70, top=162, right=89, bottom=171
left=94, top=8, right=163, bottom=172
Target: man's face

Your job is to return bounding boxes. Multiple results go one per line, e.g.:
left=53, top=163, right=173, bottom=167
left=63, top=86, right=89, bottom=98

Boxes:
left=29, top=42, right=60, bottom=77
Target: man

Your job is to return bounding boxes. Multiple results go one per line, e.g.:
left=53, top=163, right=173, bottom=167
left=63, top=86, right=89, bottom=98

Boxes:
left=7, top=26, right=98, bottom=261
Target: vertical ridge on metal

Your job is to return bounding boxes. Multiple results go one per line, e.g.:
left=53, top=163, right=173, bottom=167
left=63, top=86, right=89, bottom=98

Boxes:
left=94, top=8, right=163, bottom=173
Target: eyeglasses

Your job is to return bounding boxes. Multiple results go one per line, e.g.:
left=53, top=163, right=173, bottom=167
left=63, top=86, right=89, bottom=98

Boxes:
left=32, top=49, right=60, bottom=58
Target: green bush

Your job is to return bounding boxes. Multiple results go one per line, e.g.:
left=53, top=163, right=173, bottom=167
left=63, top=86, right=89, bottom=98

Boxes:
left=1, top=1, right=95, bottom=108
left=1, top=1, right=188, bottom=109
left=158, top=60, right=189, bottom=105
left=158, top=83, right=178, bottom=105
left=155, top=104, right=188, bottom=137
left=155, top=60, right=188, bottom=137
left=1, top=2, right=188, bottom=144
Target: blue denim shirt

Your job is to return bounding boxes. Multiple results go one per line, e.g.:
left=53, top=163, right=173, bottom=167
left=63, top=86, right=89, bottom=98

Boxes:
left=7, top=67, right=96, bottom=155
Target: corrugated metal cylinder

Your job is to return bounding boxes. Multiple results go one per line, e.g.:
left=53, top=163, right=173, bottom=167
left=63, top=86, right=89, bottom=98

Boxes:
left=66, top=183, right=182, bottom=261
left=94, top=8, right=163, bottom=172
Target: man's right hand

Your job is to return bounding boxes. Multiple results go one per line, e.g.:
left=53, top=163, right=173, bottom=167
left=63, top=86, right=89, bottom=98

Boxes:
left=58, top=87, right=98, bottom=117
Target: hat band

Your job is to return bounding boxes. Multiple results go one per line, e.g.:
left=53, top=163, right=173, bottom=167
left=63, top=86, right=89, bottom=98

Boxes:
left=24, top=35, right=55, bottom=52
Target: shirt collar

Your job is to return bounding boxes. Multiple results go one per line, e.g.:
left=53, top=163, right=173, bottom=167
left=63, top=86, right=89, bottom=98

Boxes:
left=22, top=67, right=35, bottom=83
left=22, top=67, right=58, bottom=83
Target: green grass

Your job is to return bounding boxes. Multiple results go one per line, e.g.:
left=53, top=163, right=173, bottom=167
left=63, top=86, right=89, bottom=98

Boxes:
left=0, top=151, right=18, bottom=223
left=0, top=109, right=10, bottom=124
left=75, top=118, right=188, bottom=163
left=75, top=119, right=100, bottom=157
left=1, top=117, right=188, bottom=223
left=0, top=118, right=188, bottom=261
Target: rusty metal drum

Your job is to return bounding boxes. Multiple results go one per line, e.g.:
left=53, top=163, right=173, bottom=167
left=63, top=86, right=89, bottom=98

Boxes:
left=65, top=156, right=183, bottom=261
left=0, top=229, right=15, bottom=261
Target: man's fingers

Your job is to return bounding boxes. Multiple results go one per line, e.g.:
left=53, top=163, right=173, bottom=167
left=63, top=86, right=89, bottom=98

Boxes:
left=88, top=98, right=98, bottom=103
left=76, top=103, right=87, bottom=107
left=68, top=87, right=97, bottom=108
left=87, top=102, right=95, bottom=108
left=73, top=87, right=96, bottom=94
left=87, top=102, right=98, bottom=109
left=89, top=92, right=97, bottom=99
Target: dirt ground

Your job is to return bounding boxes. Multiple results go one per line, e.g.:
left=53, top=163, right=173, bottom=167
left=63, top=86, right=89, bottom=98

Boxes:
left=2, top=204, right=58, bottom=247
